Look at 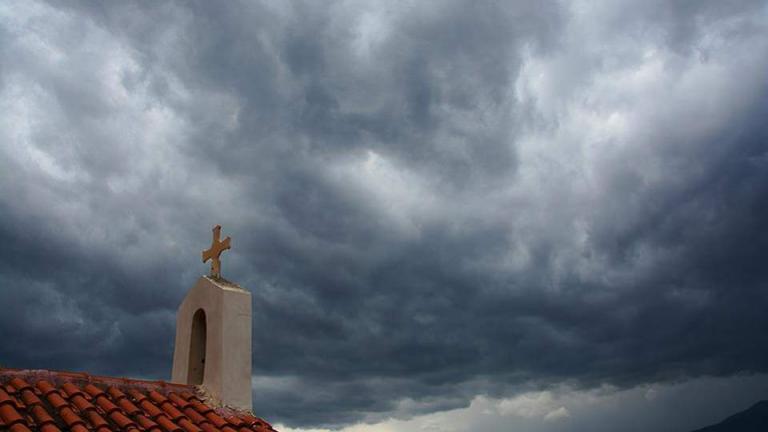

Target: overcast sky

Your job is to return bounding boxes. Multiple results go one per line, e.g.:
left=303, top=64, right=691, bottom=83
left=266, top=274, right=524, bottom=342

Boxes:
left=1, top=1, right=768, bottom=431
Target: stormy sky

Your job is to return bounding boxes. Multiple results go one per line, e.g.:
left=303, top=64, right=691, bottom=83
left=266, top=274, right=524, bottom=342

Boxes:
left=1, top=1, right=768, bottom=431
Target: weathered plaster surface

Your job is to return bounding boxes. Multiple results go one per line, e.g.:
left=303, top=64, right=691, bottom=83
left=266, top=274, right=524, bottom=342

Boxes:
left=171, top=276, right=252, bottom=412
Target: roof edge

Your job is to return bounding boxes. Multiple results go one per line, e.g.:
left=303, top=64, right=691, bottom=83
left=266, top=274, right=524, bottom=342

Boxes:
left=0, top=367, right=258, bottom=416
left=0, top=366, right=193, bottom=394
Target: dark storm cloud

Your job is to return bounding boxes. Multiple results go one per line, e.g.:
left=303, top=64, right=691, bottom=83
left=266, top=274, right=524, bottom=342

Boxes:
left=1, top=0, right=768, bottom=429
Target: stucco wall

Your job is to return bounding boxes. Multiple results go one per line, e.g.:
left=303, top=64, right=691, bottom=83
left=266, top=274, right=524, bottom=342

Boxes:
left=171, top=276, right=252, bottom=412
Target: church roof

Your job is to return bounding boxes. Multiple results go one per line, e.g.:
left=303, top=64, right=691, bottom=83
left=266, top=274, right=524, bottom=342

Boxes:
left=0, top=368, right=276, bottom=432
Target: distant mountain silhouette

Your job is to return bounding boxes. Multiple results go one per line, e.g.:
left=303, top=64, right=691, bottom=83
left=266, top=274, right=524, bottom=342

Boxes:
left=690, top=400, right=768, bottom=431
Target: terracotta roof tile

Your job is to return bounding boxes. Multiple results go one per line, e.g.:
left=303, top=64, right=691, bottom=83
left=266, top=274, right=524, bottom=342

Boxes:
left=109, top=409, right=138, bottom=429
left=43, top=392, right=67, bottom=410
left=9, top=378, right=33, bottom=392
left=138, top=398, right=166, bottom=419
left=28, top=405, right=56, bottom=427
left=136, top=413, right=163, bottom=431
left=205, top=411, right=229, bottom=429
left=84, top=408, right=110, bottom=428
left=179, top=391, right=197, bottom=401
left=60, top=383, right=84, bottom=398
left=226, top=415, right=245, bottom=427
left=0, top=368, right=278, bottom=432
left=163, top=402, right=186, bottom=421
left=92, top=392, right=120, bottom=414
left=190, top=400, right=214, bottom=415
left=169, top=393, right=190, bottom=409
left=9, top=423, right=33, bottom=432
left=0, top=388, right=16, bottom=405
left=17, top=389, right=42, bottom=407
left=149, top=390, right=168, bottom=403
left=0, top=402, right=25, bottom=425
left=156, top=414, right=184, bottom=432
left=58, top=406, right=85, bottom=427
left=34, top=381, right=56, bottom=397
left=183, top=406, right=211, bottom=425
left=83, top=383, right=105, bottom=397
left=178, top=417, right=204, bottom=432
left=71, top=394, right=96, bottom=412
left=39, top=424, right=60, bottom=432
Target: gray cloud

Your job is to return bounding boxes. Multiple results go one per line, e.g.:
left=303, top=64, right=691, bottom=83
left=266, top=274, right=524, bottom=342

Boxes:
left=1, top=0, right=768, bottom=429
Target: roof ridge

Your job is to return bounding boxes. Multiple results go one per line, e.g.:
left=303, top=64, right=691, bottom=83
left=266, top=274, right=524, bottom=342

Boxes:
left=0, top=367, right=192, bottom=393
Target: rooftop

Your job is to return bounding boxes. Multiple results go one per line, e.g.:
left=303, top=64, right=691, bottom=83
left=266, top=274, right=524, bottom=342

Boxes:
left=0, top=368, right=276, bottom=432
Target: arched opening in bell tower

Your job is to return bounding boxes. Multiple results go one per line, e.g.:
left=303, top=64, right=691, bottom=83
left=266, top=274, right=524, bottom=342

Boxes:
left=187, top=308, right=207, bottom=385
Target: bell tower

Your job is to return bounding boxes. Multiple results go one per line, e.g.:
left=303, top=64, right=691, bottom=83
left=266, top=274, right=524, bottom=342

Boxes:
left=171, top=226, right=252, bottom=411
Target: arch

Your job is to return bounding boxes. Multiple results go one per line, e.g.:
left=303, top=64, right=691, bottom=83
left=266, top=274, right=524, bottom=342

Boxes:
left=187, top=308, right=207, bottom=385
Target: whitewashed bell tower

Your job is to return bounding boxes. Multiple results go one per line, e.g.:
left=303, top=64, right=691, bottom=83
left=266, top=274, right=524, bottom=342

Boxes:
left=171, top=226, right=252, bottom=411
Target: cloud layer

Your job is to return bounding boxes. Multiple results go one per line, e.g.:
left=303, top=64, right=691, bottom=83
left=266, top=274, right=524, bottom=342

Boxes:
left=1, top=0, right=767, bottom=429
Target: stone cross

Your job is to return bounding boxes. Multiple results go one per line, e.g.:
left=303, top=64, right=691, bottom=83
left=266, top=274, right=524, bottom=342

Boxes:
left=202, top=225, right=231, bottom=278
